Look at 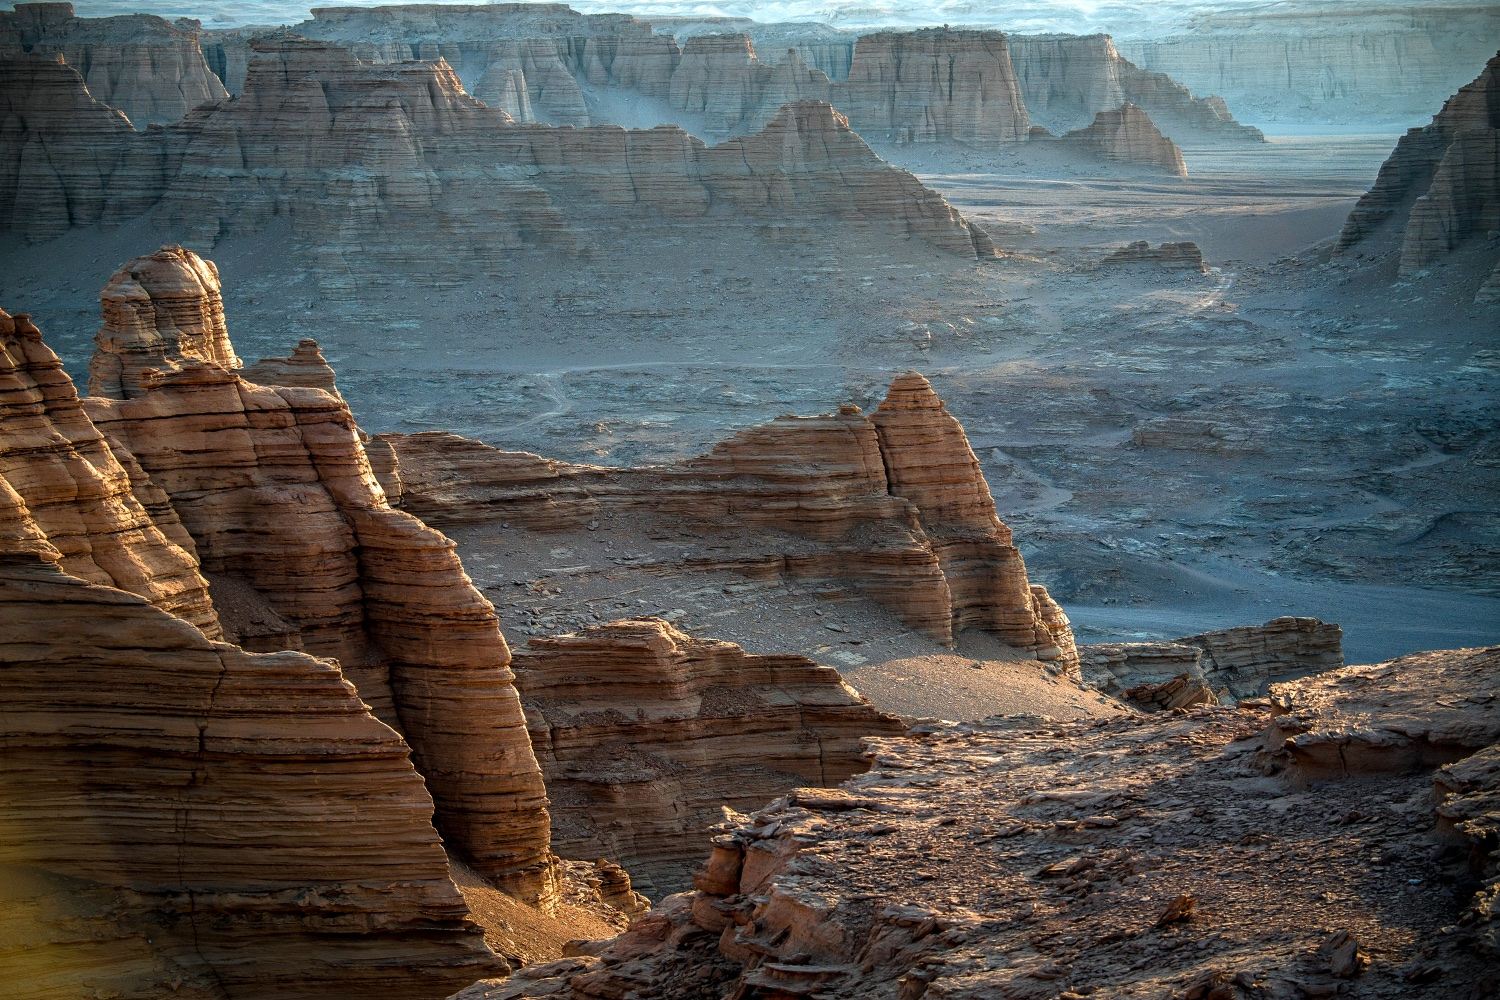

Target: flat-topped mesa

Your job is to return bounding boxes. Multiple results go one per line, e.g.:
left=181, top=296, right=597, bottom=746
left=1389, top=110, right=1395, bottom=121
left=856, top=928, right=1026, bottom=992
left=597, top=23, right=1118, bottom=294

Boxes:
left=513, top=618, right=905, bottom=896
left=88, top=245, right=240, bottom=399
left=836, top=28, right=1030, bottom=145
left=0, top=306, right=219, bottom=635
left=80, top=246, right=560, bottom=906
left=668, top=33, right=832, bottom=137
left=1060, top=103, right=1188, bottom=177
left=872, top=372, right=1075, bottom=664
left=0, top=1, right=228, bottom=126
left=1337, top=52, right=1500, bottom=290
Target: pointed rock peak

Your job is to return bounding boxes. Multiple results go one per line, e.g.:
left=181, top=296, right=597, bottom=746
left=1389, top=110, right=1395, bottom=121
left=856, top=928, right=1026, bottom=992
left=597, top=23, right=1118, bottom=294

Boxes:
left=89, top=245, right=241, bottom=399
left=877, top=371, right=945, bottom=412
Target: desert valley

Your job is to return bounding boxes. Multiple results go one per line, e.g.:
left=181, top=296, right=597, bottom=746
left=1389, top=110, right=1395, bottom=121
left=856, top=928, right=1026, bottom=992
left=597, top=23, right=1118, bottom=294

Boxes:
left=1, top=0, right=1498, bottom=997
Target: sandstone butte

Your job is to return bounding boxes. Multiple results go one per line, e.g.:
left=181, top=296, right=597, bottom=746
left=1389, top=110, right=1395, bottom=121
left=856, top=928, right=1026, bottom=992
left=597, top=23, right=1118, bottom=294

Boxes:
left=1058, top=103, right=1190, bottom=177
left=0, top=1, right=227, bottom=126
left=0, top=245, right=930, bottom=997
left=378, top=373, right=1076, bottom=666
left=263, top=5, right=1261, bottom=145
left=1337, top=50, right=1500, bottom=298
left=465, top=645, right=1500, bottom=1000
left=0, top=35, right=997, bottom=261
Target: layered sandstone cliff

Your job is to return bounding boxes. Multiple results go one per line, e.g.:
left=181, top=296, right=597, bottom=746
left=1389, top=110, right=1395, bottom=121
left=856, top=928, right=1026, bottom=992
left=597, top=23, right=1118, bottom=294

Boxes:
left=474, top=644, right=1500, bottom=999
left=836, top=28, right=1030, bottom=144
left=0, top=1, right=227, bottom=126
left=514, top=618, right=904, bottom=896
left=382, top=373, right=1071, bottom=667
left=0, top=54, right=165, bottom=241
left=1010, top=32, right=1263, bottom=142
left=0, top=306, right=504, bottom=999
left=1120, top=5, right=1500, bottom=126
left=1081, top=616, right=1343, bottom=704
left=0, top=37, right=995, bottom=262
left=82, top=247, right=558, bottom=903
left=1059, top=103, right=1188, bottom=175
left=1337, top=52, right=1500, bottom=292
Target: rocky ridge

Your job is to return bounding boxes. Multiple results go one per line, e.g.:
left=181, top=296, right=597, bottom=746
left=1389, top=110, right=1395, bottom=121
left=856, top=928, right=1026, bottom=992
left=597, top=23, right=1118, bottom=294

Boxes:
left=514, top=618, right=904, bottom=896
left=379, top=372, right=1073, bottom=667
left=472, top=645, right=1500, bottom=1000
left=1337, top=52, right=1500, bottom=297
left=0, top=1, right=227, bottom=126
left=0, top=38, right=997, bottom=265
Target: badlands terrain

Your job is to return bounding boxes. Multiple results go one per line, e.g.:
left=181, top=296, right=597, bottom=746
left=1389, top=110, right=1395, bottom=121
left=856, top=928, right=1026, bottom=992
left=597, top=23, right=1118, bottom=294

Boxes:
left=1, top=1, right=1498, bottom=998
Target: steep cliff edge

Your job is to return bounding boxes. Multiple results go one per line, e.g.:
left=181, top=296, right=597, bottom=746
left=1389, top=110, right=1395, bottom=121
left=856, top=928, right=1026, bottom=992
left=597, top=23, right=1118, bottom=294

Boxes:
left=0, top=306, right=504, bottom=999
left=514, top=618, right=904, bottom=896
left=75, top=245, right=560, bottom=905
left=0, top=1, right=228, bottom=126
left=0, top=37, right=995, bottom=263
left=1337, top=52, right=1500, bottom=296
left=475, top=645, right=1500, bottom=999
left=381, top=372, right=1071, bottom=669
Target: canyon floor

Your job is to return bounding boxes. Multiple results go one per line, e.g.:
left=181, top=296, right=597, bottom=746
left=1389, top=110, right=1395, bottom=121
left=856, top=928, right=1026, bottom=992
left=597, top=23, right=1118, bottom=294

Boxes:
left=5, top=131, right=1497, bottom=684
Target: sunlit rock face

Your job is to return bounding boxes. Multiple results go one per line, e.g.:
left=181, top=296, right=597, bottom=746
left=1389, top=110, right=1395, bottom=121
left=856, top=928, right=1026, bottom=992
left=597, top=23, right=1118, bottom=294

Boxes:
left=0, top=1, right=227, bottom=126
left=0, top=306, right=503, bottom=1000
left=1337, top=52, right=1500, bottom=296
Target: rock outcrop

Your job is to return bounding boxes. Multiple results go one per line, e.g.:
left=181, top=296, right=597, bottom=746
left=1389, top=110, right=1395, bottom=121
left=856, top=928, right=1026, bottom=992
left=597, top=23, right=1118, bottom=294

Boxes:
left=514, top=618, right=904, bottom=896
left=1010, top=32, right=1263, bottom=142
left=0, top=54, right=165, bottom=241
left=72, top=246, right=561, bottom=905
left=1337, top=52, right=1500, bottom=291
left=1101, top=239, right=1207, bottom=269
left=476, top=644, right=1500, bottom=999
left=1082, top=617, right=1343, bottom=703
left=383, top=373, right=1074, bottom=669
left=1059, top=103, right=1188, bottom=176
left=835, top=28, right=1030, bottom=145
left=0, top=307, right=504, bottom=999
left=0, top=38, right=995, bottom=262
left=0, top=1, right=227, bottom=126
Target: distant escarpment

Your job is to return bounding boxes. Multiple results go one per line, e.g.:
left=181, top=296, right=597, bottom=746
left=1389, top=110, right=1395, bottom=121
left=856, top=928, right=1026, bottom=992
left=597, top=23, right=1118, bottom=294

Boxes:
left=381, top=372, right=1075, bottom=667
left=1120, top=5, right=1500, bottom=126
left=0, top=1, right=227, bottom=126
left=515, top=618, right=904, bottom=896
left=474, top=644, right=1500, bottom=999
left=1337, top=52, right=1499, bottom=299
left=0, top=37, right=996, bottom=265
left=198, top=6, right=1255, bottom=148
left=0, top=303, right=505, bottom=998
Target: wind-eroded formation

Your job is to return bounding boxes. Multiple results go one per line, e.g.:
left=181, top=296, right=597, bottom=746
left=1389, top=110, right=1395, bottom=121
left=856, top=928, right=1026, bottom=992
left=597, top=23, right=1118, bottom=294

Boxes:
left=1337, top=51, right=1500, bottom=300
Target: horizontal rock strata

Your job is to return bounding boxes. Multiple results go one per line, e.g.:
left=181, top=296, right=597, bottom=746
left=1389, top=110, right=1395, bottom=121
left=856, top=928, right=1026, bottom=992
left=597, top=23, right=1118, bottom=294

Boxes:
left=513, top=618, right=904, bottom=896
left=0, top=37, right=995, bottom=264
left=475, top=644, right=1500, bottom=999
left=1082, top=616, right=1343, bottom=703
left=77, top=246, right=559, bottom=904
left=1337, top=52, right=1500, bottom=294
left=1059, top=103, right=1188, bottom=176
left=1101, top=239, right=1206, bottom=269
left=382, top=372, right=1074, bottom=668
left=0, top=1, right=227, bottom=126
